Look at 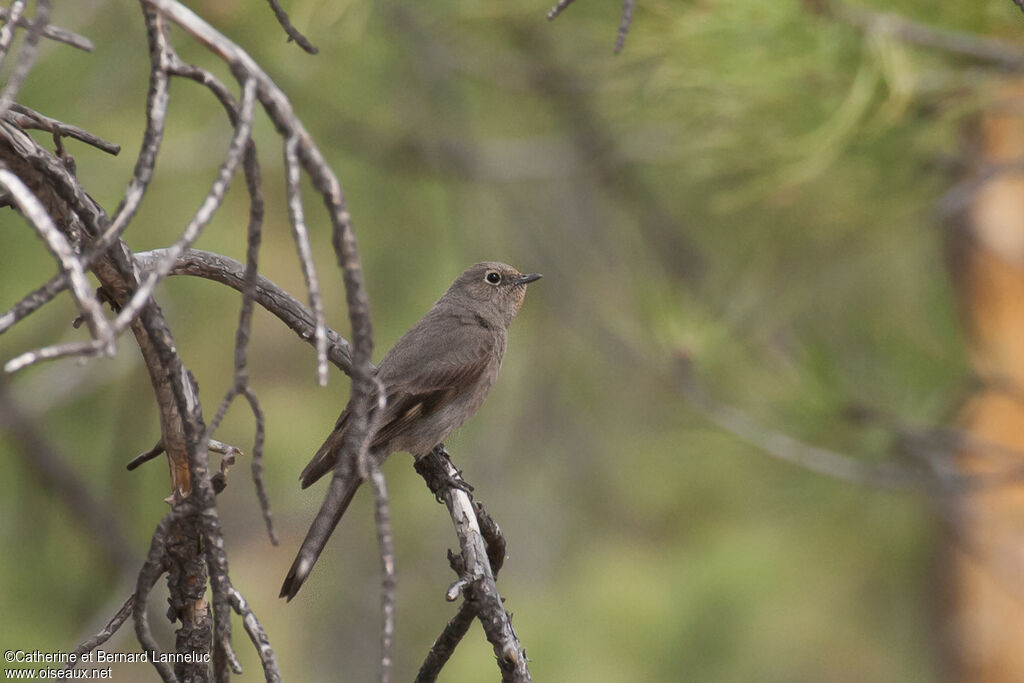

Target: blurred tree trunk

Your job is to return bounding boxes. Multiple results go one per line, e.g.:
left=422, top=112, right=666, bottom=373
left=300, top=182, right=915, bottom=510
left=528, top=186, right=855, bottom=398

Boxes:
left=944, top=83, right=1024, bottom=683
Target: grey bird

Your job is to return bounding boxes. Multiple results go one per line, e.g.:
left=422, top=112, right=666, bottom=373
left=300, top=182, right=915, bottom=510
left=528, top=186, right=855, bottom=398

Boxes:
left=280, top=261, right=541, bottom=600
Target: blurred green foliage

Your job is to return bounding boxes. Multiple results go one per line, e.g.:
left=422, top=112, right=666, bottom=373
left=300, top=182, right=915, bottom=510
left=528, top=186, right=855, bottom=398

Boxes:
left=0, top=0, right=1018, bottom=680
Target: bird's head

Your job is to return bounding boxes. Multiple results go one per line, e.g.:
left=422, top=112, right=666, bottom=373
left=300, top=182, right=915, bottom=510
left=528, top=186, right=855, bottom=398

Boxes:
left=445, top=261, right=542, bottom=326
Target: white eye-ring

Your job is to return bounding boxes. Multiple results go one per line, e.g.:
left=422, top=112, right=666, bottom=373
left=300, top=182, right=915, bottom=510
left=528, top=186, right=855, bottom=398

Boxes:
left=485, top=271, right=501, bottom=285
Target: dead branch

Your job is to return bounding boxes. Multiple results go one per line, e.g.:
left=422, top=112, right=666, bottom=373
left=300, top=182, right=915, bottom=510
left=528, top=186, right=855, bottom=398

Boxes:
left=7, top=103, right=120, bottom=154
left=415, top=499, right=507, bottom=682
left=284, top=135, right=330, bottom=386
left=134, top=248, right=354, bottom=372
left=6, top=77, right=258, bottom=373
left=371, top=466, right=396, bottom=683
left=265, top=0, right=318, bottom=54
left=613, top=0, right=635, bottom=54
left=0, top=2, right=28, bottom=64
left=674, top=353, right=917, bottom=488
left=0, top=0, right=48, bottom=118
left=415, top=446, right=530, bottom=682
left=817, top=0, right=1024, bottom=70
left=228, top=588, right=280, bottom=683
left=546, top=0, right=635, bottom=54
left=68, top=595, right=136, bottom=668
left=0, top=7, right=93, bottom=51
left=0, top=165, right=112, bottom=350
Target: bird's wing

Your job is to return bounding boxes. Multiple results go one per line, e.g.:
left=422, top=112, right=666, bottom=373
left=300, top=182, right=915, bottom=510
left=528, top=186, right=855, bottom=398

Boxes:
left=298, top=314, right=495, bottom=488
left=371, top=314, right=496, bottom=448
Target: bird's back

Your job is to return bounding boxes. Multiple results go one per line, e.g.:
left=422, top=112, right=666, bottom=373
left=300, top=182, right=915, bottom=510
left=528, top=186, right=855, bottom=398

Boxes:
left=299, top=302, right=505, bottom=487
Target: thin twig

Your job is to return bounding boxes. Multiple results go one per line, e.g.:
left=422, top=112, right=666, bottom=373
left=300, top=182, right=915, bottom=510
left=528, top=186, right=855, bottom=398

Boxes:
left=546, top=0, right=578, bottom=20
left=112, top=78, right=257, bottom=335
left=0, top=166, right=113, bottom=348
left=820, top=0, right=1024, bottom=70
left=265, top=0, right=318, bottom=54
left=544, top=0, right=634, bottom=54
left=69, top=6, right=174, bottom=278
left=674, top=353, right=916, bottom=488
left=0, top=7, right=172, bottom=337
left=415, top=604, right=475, bottom=683
left=4, top=78, right=258, bottom=373
left=0, top=7, right=93, bottom=51
left=68, top=595, right=135, bottom=668
left=127, top=440, right=165, bottom=471
left=187, top=56, right=278, bottom=539
left=134, top=248, right=354, bottom=372
left=134, top=515, right=177, bottom=683
left=284, top=135, right=329, bottom=387
left=613, top=0, right=635, bottom=54
left=371, top=466, right=396, bottom=683
left=239, top=386, right=277, bottom=543
left=0, top=0, right=48, bottom=119
left=0, top=1, right=26, bottom=69
left=7, top=103, right=120, bottom=154
left=228, top=588, right=281, bottom=683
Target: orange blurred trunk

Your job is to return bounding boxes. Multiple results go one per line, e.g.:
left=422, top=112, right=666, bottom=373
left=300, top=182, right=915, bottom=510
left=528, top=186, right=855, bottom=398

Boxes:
left=945, top=84, right=1024, bottom=682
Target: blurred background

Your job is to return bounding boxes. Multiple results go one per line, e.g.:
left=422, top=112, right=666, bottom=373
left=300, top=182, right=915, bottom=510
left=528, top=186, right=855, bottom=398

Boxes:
left=4, top=0, right=1024, bottom=680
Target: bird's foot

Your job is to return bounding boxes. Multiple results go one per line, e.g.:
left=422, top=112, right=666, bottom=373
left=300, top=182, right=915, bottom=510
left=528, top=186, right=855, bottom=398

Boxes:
left=415, top=444, right=475, bottom=503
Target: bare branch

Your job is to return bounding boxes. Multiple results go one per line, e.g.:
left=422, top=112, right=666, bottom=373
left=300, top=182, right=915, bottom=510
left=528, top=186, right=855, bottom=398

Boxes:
left=228, top=588, right=281, bottom=683
left=126, top=440, right=165, bottom=471
left=0, top=7, right=93, bottom=52
left=241, top=386, right=277, bottom=544
left=546, top=0, right=578, bottom=20
left=0, top=7, right=172, bottom=337
left=6, top=77, right=257, bottom=373
left=674, top=353, right=916, bottom=488
left=0, top=272, right=72, bottom=335
left=284, top=135, right=329, bottom=386
left=112, top=78, right=256, bottom=334
left=0, top=0, right=49, bottom=119
left=147, top=0, right=374, bottom=395
left=0, top=166, right=112, bottom=348
left=415, top=446, right=531, bottom=681
left=68, top=595, right=136, bottom=668
left=819, top=0, right=1024, bottom=70
left=415, top=499, right=507, bottom=683
left=614, top=0, right=635, bottom=54
left=133, top=515, right=177, bottom=683
left=4, top=339, right=107, bottom=374
left=0, top=1, right=26, bottom=67
left=371, top=466, right=396, bottom=683
left=134, top=248, right=354, bottom=372
left=7, top=103, right=120, bottom=154
left=415, top=605, right=475, bottom=683
left=265, top=0, right=318, bottom=54
left=545, top=0, right=634, bottom=54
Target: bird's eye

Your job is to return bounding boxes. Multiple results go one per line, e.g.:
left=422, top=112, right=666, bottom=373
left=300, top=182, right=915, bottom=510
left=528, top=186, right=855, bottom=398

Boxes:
left=485, top=271, right=501, bottom=285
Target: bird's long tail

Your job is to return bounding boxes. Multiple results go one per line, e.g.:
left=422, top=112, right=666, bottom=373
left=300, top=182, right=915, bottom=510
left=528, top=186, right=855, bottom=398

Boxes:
left=299, top=416, right=348, bottom=489
left=280, top=465, right=362, bottom=601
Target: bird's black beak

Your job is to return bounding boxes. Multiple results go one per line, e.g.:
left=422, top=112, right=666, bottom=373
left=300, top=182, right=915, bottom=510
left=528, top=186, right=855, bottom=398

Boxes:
left=514, top=273, right=542, bottom=285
